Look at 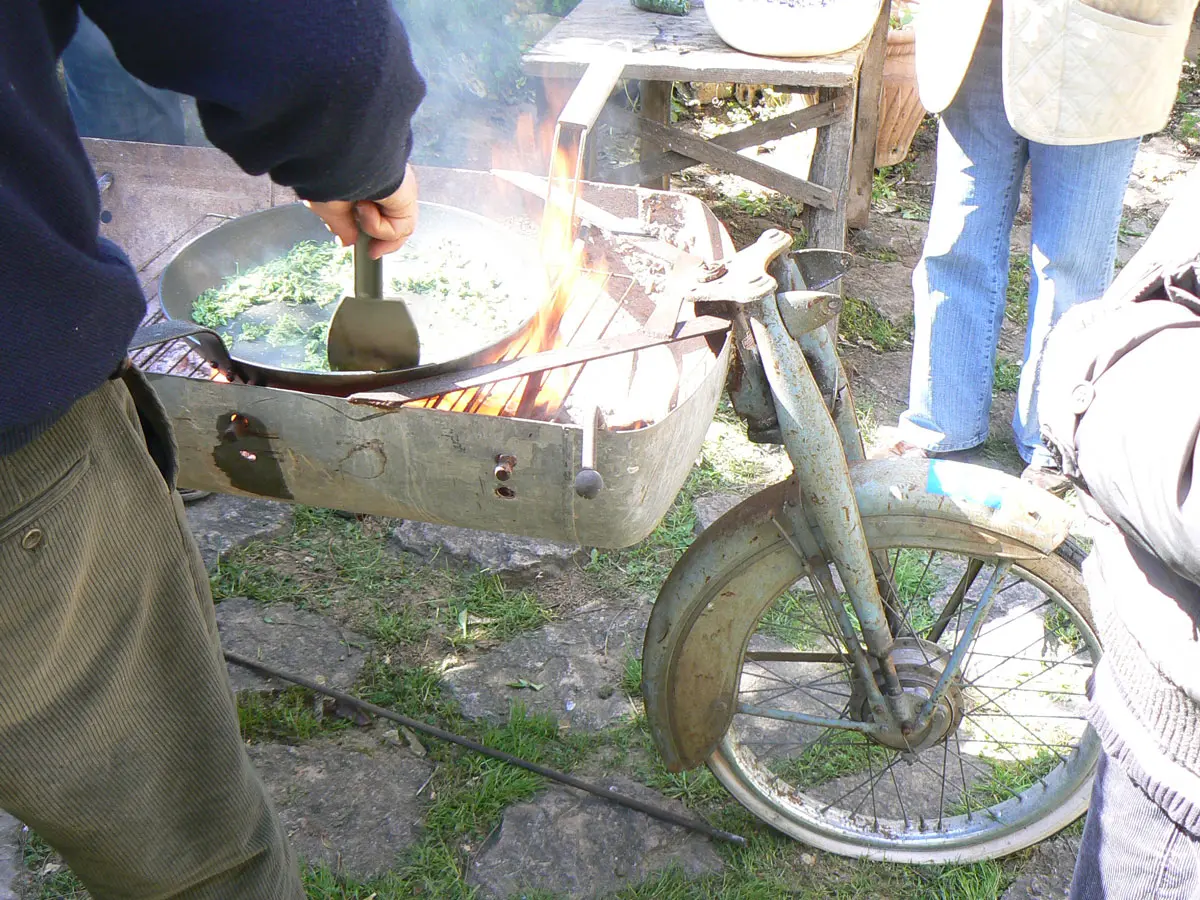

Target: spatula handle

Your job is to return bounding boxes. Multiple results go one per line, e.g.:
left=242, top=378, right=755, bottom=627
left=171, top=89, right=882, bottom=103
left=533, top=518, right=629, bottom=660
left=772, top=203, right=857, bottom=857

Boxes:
left=354, top=231, right=384, bottom=300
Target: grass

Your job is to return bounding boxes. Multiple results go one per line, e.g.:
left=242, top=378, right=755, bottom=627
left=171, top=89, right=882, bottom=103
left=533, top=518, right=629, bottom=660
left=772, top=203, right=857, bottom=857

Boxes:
left=773, top=737, right=877, bottom=790
left=1044, top=604, right=1086, bottom=653
left=1005, top=254, right=1031, bottom=327
left=621, top=651, right=644, bottom=699
left=21, top=832, right=87, bottom=899
left=839, top=296, right=910, bottom=351
left=954, top=750, right=1062, bottom=815
left=237, top=686, right=349, bottom=744
left=712, top=189, right=800, bottom=223
left=993, top=357, right=1021, bottom=394
left=212, top=506, right=553, bottom=651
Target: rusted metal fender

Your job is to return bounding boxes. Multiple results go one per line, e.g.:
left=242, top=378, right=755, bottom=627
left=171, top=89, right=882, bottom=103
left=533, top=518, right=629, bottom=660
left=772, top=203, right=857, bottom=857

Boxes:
left=642, top=458, right=1078, bottom=772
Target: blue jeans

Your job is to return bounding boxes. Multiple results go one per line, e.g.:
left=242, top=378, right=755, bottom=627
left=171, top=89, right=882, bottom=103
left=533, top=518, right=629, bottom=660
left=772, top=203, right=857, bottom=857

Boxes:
left=1071, top=751, right=1200, bottom=898
left=61, top=14, right=186, bottom=145
left=898, top=9, right=1139, bottom=466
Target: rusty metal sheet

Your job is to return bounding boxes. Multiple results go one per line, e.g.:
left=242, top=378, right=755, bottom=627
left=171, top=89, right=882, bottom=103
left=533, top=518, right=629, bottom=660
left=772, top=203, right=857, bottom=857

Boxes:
left=150, top=331, right=729, bottom=549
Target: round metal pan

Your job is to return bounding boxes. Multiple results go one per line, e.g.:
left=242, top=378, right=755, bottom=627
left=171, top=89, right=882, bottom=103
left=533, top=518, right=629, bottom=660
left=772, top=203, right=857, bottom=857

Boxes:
left=158, top=202, right=546, bottom=393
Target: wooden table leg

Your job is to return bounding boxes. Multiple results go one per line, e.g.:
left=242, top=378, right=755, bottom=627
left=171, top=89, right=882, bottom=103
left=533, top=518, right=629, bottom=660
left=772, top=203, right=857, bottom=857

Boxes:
left=638, top=81, right=672, bottom=191
left=847, top=0, right=891, bottom=229
left=804, top=86, right=856, bottom=256
left=805, top=85, right=857, bottom=338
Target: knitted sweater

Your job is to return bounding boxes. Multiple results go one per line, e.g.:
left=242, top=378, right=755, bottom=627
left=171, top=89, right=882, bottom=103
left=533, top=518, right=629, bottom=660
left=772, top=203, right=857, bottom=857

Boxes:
left=0, top=0, right=426, bottom=454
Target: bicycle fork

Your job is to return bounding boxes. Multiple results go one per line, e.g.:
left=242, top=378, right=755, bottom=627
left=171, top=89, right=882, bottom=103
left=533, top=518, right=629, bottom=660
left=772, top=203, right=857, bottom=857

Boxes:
left=723, top=230, right=1011, bottom=750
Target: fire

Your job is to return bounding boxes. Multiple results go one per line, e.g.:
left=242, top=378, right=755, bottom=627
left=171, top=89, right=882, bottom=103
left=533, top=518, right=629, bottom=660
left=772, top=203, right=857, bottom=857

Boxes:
left=408, top=106, right=609, bottom=420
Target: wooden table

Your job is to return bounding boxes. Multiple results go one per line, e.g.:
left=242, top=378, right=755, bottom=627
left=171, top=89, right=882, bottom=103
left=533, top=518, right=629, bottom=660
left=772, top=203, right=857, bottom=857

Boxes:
left=522, top=0, right=890, bottom=255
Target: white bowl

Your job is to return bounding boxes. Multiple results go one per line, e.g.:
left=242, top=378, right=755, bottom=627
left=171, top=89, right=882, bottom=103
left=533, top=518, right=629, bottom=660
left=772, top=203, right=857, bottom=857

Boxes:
left=704, top=0, right=883, bottom=58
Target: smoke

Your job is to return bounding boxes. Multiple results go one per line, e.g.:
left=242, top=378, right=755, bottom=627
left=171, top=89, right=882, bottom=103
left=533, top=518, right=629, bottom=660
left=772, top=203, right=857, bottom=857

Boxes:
left=392, top=0, right=549, bottom=167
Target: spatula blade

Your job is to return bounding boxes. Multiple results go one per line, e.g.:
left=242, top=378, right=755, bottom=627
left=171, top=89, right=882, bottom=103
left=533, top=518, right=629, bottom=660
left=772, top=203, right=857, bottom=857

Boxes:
left=327, top=231, right=421, bottom=372
left=327, top=294, right=421, bottom=372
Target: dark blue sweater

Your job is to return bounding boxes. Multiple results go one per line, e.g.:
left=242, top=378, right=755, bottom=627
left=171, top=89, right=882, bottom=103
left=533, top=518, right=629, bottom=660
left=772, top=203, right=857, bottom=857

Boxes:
left=1, top=0, right=426, bottom=453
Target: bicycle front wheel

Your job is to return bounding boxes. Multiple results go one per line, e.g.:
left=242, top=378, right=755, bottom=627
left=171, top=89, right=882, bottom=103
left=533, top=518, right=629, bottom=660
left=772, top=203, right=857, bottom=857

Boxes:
left=672, top=506, right=1097, bottom=863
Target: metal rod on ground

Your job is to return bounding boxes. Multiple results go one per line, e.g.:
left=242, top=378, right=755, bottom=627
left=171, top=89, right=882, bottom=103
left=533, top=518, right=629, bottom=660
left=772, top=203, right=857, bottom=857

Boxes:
left=224, top=650, right=747, bottom=847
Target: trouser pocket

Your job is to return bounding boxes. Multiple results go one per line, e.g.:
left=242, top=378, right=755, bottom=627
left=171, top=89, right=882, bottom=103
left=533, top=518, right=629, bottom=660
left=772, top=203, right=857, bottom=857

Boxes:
left=118, top=361, right=178, bottom=490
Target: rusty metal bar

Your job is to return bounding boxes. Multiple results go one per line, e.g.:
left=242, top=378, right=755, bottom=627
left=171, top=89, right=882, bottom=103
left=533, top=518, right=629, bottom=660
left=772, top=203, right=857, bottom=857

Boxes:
left=224, top=650, right=747, bottom=846
left=347, top=315, right=730, bottom=410
left=750, top=287, right=905, bottom=723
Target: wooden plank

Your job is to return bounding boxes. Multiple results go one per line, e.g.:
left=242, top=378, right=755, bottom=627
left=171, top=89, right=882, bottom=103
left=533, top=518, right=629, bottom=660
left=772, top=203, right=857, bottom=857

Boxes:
left=607, top=107, right=834, bottom=210
left=847, top=0, right=891, bottom=229
left=522, top=0, right=865, bottom=87
left=639, top=81, right=673, bottom=190
left=803, top=86, right=856, bottom=250
left=599, top=94, right=850, bottom=185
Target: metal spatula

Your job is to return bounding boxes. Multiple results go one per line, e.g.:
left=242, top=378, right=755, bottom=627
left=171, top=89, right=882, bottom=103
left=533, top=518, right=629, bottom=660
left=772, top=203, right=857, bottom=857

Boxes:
left=327, top=232, right=421, bottom=372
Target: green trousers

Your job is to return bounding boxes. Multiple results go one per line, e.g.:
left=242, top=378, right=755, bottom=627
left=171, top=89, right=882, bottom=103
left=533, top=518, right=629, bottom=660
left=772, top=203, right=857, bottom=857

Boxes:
left=0, top=373, right=303, bottom=899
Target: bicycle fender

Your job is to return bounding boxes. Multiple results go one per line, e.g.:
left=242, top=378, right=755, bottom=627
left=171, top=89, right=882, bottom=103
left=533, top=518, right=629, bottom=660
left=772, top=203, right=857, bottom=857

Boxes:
left=642, top=458, right=1078, bottom=772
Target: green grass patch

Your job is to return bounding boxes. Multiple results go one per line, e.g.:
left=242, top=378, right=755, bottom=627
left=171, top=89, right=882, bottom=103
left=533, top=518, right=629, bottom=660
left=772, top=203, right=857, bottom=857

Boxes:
left=1005, top=254, right=1031, bottom=327
left=21, top=831, right=87, bottom=899
left=772, top=736, right=877, bottom=791
left=993, top=357, right=1022, bottom=394
left=212, top=507, right=552, bottom=650
left=237, top=686, right=348, bottom=744
left=622, top=651, right=644, bottom=699
left=954, top=749, right=1061, bottom=815
left=1044, top=604, right=1086, bottom=653
left=839, top=297, right=909, bottom=351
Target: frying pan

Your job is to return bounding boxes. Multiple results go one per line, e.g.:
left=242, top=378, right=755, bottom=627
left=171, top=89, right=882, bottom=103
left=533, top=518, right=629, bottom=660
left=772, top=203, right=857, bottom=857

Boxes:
left=158, top=202, right=547, bottom=393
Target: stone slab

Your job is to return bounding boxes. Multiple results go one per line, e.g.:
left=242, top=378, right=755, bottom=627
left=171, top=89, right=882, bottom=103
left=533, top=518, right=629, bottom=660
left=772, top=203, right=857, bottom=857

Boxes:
left=443, top=603, right=648, bottom=732
left=216, top=597, right=369, bottom=694
left=249, top=733, right=433, bottom=879
left=468, top=776, right=723, bottom=900
left=392, top=520, right=581, bottom=582
left=185, top=492, right=293, bottom=571
left=0, top=812, right=20, bottom=900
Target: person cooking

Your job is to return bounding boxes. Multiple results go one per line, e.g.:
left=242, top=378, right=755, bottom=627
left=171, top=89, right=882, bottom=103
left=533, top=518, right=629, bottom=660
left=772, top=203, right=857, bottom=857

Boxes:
left=1, top=1, right=424, bottom=895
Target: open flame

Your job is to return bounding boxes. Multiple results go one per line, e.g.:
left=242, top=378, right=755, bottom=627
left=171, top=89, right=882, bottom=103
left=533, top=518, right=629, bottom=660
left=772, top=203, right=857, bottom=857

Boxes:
left=408, top=102, right=609, bottom=420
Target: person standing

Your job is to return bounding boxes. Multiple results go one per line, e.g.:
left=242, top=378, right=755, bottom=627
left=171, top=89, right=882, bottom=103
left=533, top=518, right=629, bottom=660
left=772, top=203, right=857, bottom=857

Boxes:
left=882, top=0, right=1197, bottom=493
left=1040, top=165, right=1200, bottom=897
left=0, top=1, right=424, bottom=896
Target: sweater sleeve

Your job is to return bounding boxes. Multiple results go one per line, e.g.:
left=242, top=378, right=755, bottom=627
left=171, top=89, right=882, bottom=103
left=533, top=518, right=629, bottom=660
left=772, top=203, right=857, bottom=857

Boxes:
left=78, top=0, right=426, bottom=202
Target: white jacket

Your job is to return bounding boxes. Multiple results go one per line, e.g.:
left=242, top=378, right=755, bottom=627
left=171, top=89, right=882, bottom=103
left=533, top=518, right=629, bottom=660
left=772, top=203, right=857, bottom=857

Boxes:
left=915, top=0, right=1198, bottom=144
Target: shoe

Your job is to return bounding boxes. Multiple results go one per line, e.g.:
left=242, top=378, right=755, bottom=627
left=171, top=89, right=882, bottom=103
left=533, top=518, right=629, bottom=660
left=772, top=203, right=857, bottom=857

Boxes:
left=1021, top=464, right=1072, bottom=496
left=177, top=488, right=211, bottom=504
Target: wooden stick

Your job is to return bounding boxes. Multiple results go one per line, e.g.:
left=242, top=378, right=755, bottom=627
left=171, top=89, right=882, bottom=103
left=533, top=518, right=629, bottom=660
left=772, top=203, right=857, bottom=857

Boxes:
left=599, top=94, right=850, bottom=186
left=605, top=107, right=835, bottom=209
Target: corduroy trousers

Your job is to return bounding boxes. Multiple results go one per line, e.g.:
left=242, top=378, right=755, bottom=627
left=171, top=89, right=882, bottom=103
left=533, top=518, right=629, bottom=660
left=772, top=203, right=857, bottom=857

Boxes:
left=0, top=371, right=302, bottom=899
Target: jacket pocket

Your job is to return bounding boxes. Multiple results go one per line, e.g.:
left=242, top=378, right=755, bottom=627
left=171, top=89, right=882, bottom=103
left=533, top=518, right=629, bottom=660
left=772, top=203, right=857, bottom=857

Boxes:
left=1074, top=0, right=1178, bottom=32
left=0, top=455, right=91, bottom=544
left=1078, top=0, right=1193, bottom=27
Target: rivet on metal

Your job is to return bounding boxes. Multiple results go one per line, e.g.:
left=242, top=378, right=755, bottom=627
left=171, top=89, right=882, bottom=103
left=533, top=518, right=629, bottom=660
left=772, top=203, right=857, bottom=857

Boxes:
left=696, top=260, right=728, bottom=283
left=494, top=454, right=517, bottom=482
left=21, top=527, right=44, bottom=551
